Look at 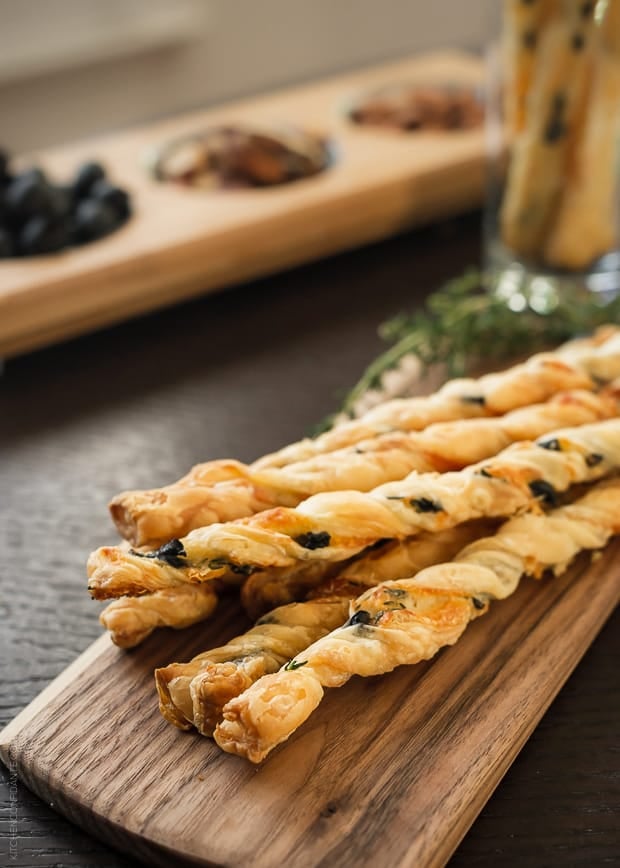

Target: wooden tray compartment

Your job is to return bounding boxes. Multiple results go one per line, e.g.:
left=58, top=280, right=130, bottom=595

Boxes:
left=0, top=51, right=485, bottom=358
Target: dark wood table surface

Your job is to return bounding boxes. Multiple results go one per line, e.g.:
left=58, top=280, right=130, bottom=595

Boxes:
left=0, top=213, right=618, bottom=868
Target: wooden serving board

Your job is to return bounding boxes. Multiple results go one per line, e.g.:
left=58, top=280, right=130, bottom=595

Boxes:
left=0, top=51, right=486, bottom=359
left=1, top=539, right=618, bottom=868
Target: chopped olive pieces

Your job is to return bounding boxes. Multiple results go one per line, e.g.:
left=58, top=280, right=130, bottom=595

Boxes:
left=528, top=479, right=558, bottom=506
left=539, top=438, right=562, bottom=451
left=585, top=453, right=604, bottom=467
left=294, top=531, right=331, bottom=550
left=460, top=395, right=486, bottom=406
left=133, top=538, right=187, bottom=568
left=347, top=610, right=373, bottom=626
left=409, top=497, right=444, bottom=513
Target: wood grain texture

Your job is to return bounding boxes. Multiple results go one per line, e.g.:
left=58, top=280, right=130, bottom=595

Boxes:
left=0, top=51, right=486, bottom=359
left=2, top=541, right=619, bottom=868
left=0, top=216, right=618, bottom=867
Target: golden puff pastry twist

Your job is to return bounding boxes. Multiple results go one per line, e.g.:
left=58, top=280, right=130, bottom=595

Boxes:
left=503, top=0, right=558, bottom=133
left=99, top=583, right=219, bottom=649
left=109, top=461, right=298, bottom=551
left=252, top=326, right=620, bottom=468
left=544, top=0, right=620, bottom=268
left=156, top=520, right=492, bottom=734
left=87, top=418, right=620, bottom=599
left=96, top=382, right=619, bottom=639
left=240, top=519, right=497, bottom=619
left=214, top=476, right=620, bottom=762
left=156, top=599, right=350, bottom=733
left=108, top=327, right=620, bottom=547
left=500, top=0, right=598, bottom=258
left=250, top=387, right=619, bottom=497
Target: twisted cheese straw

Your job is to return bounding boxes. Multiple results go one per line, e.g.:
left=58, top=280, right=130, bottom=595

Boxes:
left=99, top=584, right=219, bottom=649
left=214, top=476, right=620, bottom=762
left=88, top=417, right=620, bottom=599
left=155, top=521, right=493, bottom=732
left=250, top=388, right=618, bottom=496
left=500, top=0, right=598, bottom=258
left=253, top=326, right=620, bottom=467
left=96, top=384, right=619, bottom=636
left=545, top=0, right=620, bottom=268
left=108, top=326, right=620, bottom=546
left=239, top=558, right=348, bottom=621
left=503, top=0, right=558, bottom=133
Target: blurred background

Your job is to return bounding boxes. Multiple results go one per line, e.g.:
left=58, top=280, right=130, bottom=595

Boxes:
left=0, top=0, right=488, bottom=151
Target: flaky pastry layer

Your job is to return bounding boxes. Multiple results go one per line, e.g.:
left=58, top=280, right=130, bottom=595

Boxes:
left=109, top=327, right=620, bottom=546
left=214, top=477, right=620, bottom=762
left=88, top=418, right=620, bottom=600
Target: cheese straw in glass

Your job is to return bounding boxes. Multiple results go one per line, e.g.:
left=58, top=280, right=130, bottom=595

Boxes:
left=485, top=0, right=620, bottom=306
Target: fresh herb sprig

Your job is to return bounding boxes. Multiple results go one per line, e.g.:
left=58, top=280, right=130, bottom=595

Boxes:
left=330, top=268, right=619, bottom=426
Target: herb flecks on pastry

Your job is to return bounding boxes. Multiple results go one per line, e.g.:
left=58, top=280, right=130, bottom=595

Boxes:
left=214, top=477, right=620, bottom=762
left=88, top=418, right=620, bottom=600
left=155, top=521, right=492, bottom=733
left=108, top=328, right=620, bottom=547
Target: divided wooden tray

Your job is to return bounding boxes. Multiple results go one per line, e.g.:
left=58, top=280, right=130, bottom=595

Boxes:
left=0, top=51, right=486, bottom=359
left=1, top=539, right=618, bottom=867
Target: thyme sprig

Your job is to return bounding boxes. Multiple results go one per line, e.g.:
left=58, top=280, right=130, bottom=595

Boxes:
left=329, top=268, right=619, bottom=427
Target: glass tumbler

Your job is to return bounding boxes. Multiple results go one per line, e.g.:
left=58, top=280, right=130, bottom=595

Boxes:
left=485, top=0, right=620, bottom=306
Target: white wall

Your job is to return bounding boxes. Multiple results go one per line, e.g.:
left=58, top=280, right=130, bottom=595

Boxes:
left=0, top=0, right=489, bottom=152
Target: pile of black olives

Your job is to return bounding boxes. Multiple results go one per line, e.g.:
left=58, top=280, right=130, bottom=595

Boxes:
left=0, top=149, right=131, bottom=258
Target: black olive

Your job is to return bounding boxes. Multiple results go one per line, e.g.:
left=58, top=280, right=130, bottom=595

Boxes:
left=294, top=531, right=331, bottom=549
left=0, top=152, right=129, bottom=257
left=539, top=438, right=561, bottom=451
left=19, top=216, right=68, bottom=255
left=0, top=228, right=14, bottom=257
left=368, top=538, right=390, bottom=551
left=0, top=193, right=8, bottom=226
left=73, top=161, right=106, bottom=199
left=0, top=149, right=11, bottom=184
left=544, top=93, right=567, bottom=144
left=552, top=93, right=566, bottom=112
left=347, top=610, right=372, bottom=626
left=49, top=185, right=73, bottom=220
left=133, top=538, right=187, bottom=568
left=410, top=497, right=443, bottom=513
left=472, top=597, right=486, bottom=610
left=228, top=562, right=255, bottom=576
left=585, top=453, right=603, bottom=467
left=154, top=538, right=187, bottom=565
left=5, top=173, right=54, bottom=222
left=72, top=199, right=120, bottom=243
left=90, top=179, right=131, bottom=219
left=528, top=479, right=558, bottom=506
left=20, top=167, right=48, bottom=186
left=544, top=118, right=566, bottom=144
